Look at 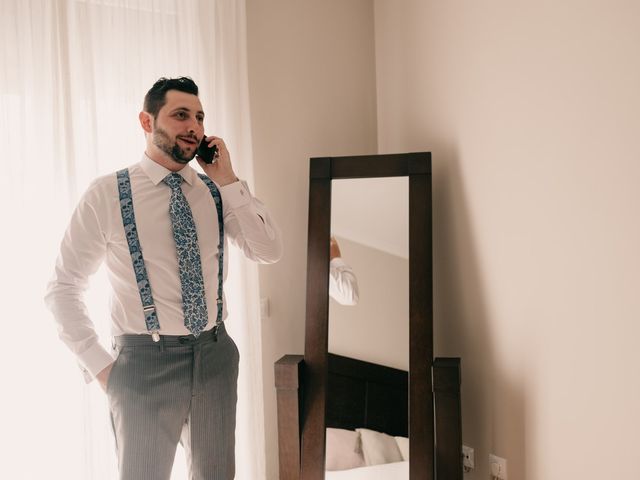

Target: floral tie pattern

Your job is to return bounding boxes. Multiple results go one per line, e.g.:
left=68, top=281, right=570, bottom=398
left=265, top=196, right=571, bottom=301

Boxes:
left=164, top=173, right=209, bottom=336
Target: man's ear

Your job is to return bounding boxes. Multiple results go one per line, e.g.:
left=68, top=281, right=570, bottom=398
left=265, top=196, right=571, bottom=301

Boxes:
left=139, top=111, right=153, bottom=133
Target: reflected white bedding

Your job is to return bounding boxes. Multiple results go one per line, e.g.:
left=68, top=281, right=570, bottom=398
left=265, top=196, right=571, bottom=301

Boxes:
left=325, top=461, right=409, bottom=480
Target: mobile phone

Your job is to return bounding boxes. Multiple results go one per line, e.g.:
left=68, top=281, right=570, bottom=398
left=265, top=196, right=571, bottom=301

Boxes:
left=197, top=137, right=218, bottom=164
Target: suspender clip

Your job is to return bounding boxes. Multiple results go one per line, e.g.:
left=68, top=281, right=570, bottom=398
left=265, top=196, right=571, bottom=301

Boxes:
left=151, top=331, right=160, bottom=342
left=212, top=325, right=219, bottom=342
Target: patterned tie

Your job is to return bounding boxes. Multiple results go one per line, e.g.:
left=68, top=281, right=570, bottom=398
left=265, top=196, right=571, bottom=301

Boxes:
left=163, top=172, right=209, bottom=336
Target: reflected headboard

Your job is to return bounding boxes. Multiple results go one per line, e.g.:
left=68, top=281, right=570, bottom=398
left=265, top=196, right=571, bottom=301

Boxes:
left=326, top=353, right=408, bottom=437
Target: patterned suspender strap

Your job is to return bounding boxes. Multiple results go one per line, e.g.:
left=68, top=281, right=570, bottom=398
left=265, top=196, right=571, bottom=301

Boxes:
left=116, top=169, right=161, bottom=338
left=197, top=173, right=225, bottom=327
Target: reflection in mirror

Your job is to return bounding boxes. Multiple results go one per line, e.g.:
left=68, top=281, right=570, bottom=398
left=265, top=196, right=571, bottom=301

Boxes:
left=325, top=177, right=409, bottom=479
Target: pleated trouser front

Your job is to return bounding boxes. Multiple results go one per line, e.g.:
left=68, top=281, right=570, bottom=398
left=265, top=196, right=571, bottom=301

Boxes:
left=106, top=324, right=239, bottom=480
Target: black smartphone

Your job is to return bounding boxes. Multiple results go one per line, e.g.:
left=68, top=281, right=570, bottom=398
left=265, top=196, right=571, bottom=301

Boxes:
left=197, top=137, right=218, bottom=164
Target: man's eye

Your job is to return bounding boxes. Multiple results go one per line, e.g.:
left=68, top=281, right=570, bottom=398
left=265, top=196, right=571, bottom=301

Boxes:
left=176, top=112, right=186, bottom=119
left=197, top=116, right=204, bottom=123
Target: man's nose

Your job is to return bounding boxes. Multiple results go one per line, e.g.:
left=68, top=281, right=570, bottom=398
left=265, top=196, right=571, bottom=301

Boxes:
left=186, top=119, right=201, bottom=135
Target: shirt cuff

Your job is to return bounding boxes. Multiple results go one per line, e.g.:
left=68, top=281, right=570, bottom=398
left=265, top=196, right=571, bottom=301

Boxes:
left=77, top=341, right=116, bottom=383
left=219, top=179, right=252, bottom=209
left=330, top=257, right=348, bottom=268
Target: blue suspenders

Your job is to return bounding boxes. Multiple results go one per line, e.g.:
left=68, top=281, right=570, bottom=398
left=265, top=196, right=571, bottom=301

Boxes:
left=116, top=168, right=225, bottom=340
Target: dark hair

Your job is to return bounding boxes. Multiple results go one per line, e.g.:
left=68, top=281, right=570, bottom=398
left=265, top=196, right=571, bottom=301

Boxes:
left=143, top=77, right=199, bottom=118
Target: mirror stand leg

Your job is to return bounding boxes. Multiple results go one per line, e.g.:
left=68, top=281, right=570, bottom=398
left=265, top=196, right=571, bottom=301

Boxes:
left=275, top=355, right=305, bottom=480
left=433, top=357, right=462, bottom=480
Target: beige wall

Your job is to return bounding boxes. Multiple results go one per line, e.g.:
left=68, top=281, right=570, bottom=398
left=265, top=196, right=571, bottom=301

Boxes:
left=246, top=1, right=378, bottom=478
left=375, top=1, right=640, bottom=479
left=249, top=1, right=640, bottom=478
left=329, top=237, right=409, bottom=371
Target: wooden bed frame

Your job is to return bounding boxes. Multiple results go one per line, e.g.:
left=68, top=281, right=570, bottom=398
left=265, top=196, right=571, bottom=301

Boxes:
left=325, top=353, right=408, bottom=437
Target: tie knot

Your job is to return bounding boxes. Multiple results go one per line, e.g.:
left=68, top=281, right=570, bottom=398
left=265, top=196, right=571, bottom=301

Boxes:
left=164, top=172, right=184, bottom=189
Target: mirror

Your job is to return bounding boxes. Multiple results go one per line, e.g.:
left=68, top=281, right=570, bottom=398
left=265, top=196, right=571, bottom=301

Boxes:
left=298, top=153, right=434, bottom=480
left=326, top=177, right=410, bottom=477
left=276, top=153, right=461, bottom=480
left=328, top=177, right=409, bottom=369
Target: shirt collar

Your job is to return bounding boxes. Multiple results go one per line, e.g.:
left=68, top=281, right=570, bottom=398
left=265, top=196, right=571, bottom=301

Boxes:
left=139, top=153, right=196, bottom=186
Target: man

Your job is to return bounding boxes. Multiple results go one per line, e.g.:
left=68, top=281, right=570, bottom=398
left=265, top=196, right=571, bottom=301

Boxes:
left=45, top=77, right=282, bottom=480
left=329, top=236, right=359, bottom=306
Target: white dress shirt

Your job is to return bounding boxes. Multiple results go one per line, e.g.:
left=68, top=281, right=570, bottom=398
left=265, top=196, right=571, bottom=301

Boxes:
left=45, top=154, right=282, bottom=381
left=329, top=258, right=359, bottom=306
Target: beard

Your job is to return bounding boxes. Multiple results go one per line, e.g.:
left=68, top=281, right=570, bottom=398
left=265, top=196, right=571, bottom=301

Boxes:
left=152, top=126, right=196, bottom=164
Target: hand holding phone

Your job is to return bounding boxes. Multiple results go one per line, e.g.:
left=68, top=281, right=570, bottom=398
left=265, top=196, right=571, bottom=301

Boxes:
left=197, top=137, right=219, bottom=164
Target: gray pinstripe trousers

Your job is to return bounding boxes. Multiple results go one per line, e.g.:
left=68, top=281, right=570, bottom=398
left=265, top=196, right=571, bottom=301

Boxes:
left=106, top=324, right=239, bottom=480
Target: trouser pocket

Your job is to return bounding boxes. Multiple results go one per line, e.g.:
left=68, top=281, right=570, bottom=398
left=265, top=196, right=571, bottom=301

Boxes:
left=106, top=345, right=129, bottom=395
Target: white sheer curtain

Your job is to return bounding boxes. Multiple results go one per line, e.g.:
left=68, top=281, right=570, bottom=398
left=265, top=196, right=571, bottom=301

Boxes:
left=0, top=1, right=265, bottom=478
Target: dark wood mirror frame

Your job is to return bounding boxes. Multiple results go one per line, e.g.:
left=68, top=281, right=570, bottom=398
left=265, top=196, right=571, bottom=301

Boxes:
left=275, top=153, right=462, bottom=480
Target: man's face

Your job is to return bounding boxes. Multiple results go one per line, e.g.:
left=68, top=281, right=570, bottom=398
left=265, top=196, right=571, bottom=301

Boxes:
left=151, top=90, right=205, bottom=164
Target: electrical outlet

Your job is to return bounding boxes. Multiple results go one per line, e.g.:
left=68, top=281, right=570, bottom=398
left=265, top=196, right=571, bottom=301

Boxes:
left=462, top=445, right=474, bottom=471
left=489, top=454, right=507, bottom=479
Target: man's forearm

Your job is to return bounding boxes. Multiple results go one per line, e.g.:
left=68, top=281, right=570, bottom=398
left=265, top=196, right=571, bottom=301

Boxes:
left=45, top=277, right=114, bottom=381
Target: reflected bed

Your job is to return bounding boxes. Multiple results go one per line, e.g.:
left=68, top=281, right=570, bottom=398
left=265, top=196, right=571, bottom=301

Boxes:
left=326, top=353, right=408, bottom=436
left=325, top=353, right=409, bottom=476
left=326, top=460, right=409, bottom=480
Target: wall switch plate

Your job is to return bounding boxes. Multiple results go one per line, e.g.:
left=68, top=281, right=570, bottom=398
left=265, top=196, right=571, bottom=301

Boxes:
left=462, top=445, right=474, bottom=471
left=260, top=297, right=270, bottom=318
left=489, top=454, right=507, bottom=479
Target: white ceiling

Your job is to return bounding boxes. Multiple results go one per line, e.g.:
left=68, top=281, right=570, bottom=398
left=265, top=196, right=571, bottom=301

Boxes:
left=331, top=176, right=409, bottom=259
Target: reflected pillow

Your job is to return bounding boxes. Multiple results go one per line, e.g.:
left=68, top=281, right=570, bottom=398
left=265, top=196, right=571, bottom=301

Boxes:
left=356, top=428, right=403, bottom=466
left=394, top=436, right=409, bottom=461
left=325, top=428, right=366, bottom=471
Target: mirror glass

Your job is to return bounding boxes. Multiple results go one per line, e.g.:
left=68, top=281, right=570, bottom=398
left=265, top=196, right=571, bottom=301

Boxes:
left=325, top=177, right=409, bottom=478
